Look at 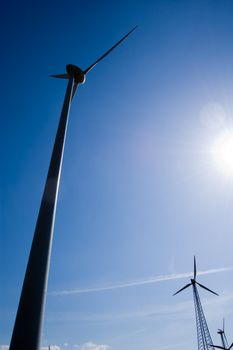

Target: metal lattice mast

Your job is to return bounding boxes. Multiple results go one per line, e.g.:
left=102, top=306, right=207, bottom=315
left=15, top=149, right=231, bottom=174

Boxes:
left=193, top=283, right=213, bottom=350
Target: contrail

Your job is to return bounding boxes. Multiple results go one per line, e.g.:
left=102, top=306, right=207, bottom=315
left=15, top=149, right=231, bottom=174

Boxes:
left=51, top=267, right=233, bottom=296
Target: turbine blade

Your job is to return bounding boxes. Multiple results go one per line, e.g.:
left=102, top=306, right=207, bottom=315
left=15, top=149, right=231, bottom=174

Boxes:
left=223, top=318, right=225, bottom=332
left=228, top=343, right=233, bottom=350
left=194, top=256, right=197, bottom=280
left=173, top=283, right=192, bottom=296
left=83, top=26, right=137, bottom=74
left=210, top=346, right=224, bottom=349
left=51, top=74, right=69, bottom=79
left=196, top=282, right=219, bottom=296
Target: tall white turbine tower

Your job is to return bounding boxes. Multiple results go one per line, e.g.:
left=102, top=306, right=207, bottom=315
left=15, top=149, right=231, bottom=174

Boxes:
left=9, top=26, right=137, bottom=350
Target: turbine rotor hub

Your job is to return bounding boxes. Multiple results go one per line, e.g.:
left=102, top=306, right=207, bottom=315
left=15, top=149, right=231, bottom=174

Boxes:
left=66, top=64, right=86, bottom=84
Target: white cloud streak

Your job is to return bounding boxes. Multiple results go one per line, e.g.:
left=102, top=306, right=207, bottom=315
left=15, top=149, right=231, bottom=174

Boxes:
left=51, top=267, right=233, bottom=296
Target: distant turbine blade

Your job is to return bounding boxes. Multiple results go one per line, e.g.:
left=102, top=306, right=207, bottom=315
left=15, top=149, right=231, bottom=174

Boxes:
left=83, top=26, right=137, bottom=74
left=194, top=255, right=197, bottom=280
left=228, top=343, right=233, bottom=350
left=51, top=74, right=69, bottom=79
left=210, top=346, right=224, bottom=349
left=223, top=318, right=225, bottom=332
left=196, top=282, right=219, bottom=296
left=173, top=283, right=192, bottom=296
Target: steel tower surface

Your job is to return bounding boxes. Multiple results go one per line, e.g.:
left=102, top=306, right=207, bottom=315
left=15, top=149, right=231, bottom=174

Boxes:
left=9, top=27, right=136, bottom=350
left=9, top=76, right=75, bottom=350
left=173, top=257, right=218, bottom=350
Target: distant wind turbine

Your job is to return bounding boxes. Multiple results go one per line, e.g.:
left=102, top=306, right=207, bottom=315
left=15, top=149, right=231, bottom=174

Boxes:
left=173, top=256, right=218, bottom=350
left=210, top=319, right=233, bottom=350
left=9, top=26, right=136, bottom=350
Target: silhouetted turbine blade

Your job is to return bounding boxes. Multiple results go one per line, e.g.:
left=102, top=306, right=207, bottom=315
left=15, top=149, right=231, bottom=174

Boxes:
left=229, top=343, right=233, bottom=350
left=194, top=255, right=197, bottom=280
left=196, top=281, right=219, bottom=296
left=83, top=26, right=137, bottom=74
left=210, top=346, right=224, bottom=349
left=173, top=283, right=192, bottom=296
left=51, top=74, right=69, bottom=79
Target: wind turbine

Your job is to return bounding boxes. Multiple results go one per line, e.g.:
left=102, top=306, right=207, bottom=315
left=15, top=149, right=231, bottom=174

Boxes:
left=210, top=319, right=233, bottom=350
left=51, top=25, right=137, bottom=98
left=173, top=257, right=218, bottom=350
left=9, top=26, right=136, bottom=350
left=217, top=319, right=229, bottom=349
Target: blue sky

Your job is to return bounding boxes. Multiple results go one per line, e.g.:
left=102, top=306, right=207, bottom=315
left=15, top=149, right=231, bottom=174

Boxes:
left=2, top=0, right=233, bottom=349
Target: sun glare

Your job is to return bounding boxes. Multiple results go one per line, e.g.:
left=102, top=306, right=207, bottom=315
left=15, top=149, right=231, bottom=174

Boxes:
left=212, top=130, right=233, bottom=177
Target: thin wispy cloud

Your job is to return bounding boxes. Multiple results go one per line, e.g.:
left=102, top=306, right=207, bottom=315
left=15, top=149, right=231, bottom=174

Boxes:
left=51, top=267, right=233, bottom=296
left=45, top=292, right=233, bottom=325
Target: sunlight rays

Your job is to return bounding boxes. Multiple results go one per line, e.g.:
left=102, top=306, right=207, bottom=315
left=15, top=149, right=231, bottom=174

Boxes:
left=211, top=130, right=233, bottom=177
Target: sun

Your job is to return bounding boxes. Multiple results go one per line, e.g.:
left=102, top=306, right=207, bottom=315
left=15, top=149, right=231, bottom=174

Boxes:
left=212, top=130, right=233, bottom=177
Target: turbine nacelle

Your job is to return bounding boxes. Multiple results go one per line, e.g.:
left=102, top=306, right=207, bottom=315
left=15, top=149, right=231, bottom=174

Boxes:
left=66, top=64, right=86, bottom=84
